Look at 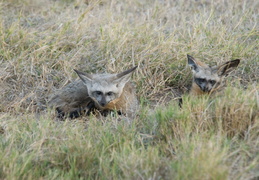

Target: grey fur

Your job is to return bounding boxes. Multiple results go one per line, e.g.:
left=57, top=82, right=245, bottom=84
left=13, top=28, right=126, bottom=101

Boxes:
left=48, top=67, right=138, bottom=119
left=187, top=55, right=240, bottom=95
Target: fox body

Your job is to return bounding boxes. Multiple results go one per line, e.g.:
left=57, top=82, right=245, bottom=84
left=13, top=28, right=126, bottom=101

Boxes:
left=48, top=66, right=138, bottom=118
left=187, top=55, right=240, bottom=96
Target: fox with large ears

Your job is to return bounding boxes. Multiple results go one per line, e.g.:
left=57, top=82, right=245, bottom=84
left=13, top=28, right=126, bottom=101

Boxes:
left=48, top=66, right=138, bottom=119
left=187, top=55, right=240, bottom=96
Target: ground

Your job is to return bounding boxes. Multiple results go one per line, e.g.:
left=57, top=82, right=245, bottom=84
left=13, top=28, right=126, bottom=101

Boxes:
left=0, top=0, right=258, bottom=179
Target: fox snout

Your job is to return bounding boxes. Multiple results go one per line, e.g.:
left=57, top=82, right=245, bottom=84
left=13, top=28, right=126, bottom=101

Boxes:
left=99, top=97, right=108, bottom=107
left=97, top=95, right=112, bottom=107
left=201, top=85, right=210, bottom=92
left=201, top=83, right=216, bottom=93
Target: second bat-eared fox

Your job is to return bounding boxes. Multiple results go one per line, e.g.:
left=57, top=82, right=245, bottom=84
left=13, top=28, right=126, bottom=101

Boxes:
left=48, top=66, right=138, bottom=119
left=187, top=54, right=240, bottom=96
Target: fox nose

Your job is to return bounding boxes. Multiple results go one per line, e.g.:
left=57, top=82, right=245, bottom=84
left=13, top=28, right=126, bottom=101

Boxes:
left=202, top=85, right=209, bottom=92
left=100, top=102, right=106, bottom=106
left=100, top=97, right=107, bottom=107
left=204, top=86, right=210, bottom=92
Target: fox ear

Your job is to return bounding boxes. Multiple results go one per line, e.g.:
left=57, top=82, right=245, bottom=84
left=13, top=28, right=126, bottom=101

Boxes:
left=114, top=66, right=137, bottom=87
left=74, top=69, right=93, bottom=85
left=187, top=54, right=199, bottom=73
left=216, top=59, right=240, bottom=76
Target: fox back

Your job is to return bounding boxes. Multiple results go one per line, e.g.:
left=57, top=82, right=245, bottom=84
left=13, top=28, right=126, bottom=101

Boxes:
left=187, top=55, right=240, bottom=96
left=49, top=66, right=138, bottom=118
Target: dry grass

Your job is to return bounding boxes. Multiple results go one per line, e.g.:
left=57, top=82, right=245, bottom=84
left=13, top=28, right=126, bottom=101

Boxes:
left=0, top=0, right=258, bottom=179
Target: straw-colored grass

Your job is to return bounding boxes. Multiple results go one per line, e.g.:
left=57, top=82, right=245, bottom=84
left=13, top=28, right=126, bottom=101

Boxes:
left=0, top=0, right=258, bottom=179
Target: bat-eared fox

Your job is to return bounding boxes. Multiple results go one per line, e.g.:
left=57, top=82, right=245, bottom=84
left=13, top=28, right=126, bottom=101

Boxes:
left=48, top=66, right=138, bottom=119
left=187, top=54, right=240, bottom=96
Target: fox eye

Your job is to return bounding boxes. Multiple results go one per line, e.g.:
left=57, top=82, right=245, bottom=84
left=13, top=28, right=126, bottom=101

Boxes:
left=95, top=91, right=103, bottom=95
left=197, top=78, right=206, bottom=83
left=106, top=92, right=114, bottom=96
left=209, top=80, right=216, bottom=86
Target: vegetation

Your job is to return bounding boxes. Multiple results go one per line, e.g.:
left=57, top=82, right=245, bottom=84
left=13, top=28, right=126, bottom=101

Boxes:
left=0, top=0, right=258, bottom=179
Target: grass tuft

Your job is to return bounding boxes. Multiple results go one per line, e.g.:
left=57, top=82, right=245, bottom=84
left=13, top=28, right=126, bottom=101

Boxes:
left=0, top=0, right=258, bottom=179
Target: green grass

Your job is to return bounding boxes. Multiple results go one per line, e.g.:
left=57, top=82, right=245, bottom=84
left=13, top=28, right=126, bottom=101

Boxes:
left=0, top=0, right=258, bottom=179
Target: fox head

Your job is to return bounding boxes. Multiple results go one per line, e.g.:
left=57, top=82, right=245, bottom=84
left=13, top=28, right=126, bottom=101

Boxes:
left=74, top=66, right=137, bottom=109
left=187, top=55, right=240, bottom=94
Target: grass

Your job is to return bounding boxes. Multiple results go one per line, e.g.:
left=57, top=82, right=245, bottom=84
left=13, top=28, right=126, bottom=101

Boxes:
left=0, top=0, right=258, bottom=179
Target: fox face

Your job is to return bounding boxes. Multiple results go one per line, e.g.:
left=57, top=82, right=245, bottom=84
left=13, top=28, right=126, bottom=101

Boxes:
left=74, top=66, right=137, bottom=109
left=187, top=55, right=240, bottom=95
